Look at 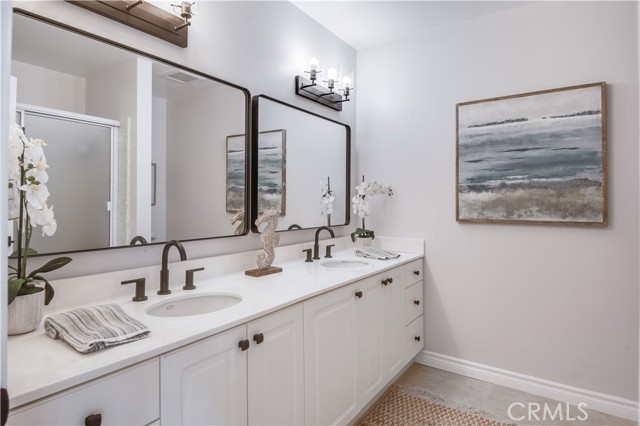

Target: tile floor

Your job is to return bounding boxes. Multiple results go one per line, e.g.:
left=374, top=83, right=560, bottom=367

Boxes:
left=394, top=364, right=637, bottom=426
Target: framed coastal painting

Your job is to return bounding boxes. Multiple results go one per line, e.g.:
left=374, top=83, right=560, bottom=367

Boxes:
left=226, top=129, right=286, bottom=215
left=456, top=82, right=607, bottom=226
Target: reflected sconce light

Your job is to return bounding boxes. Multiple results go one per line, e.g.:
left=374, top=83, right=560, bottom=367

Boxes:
left=295, top=58, right=353, bottom=111
left=66, top=0, right=197, bottom=48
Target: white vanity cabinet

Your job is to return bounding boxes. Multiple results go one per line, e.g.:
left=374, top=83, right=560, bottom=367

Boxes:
left=403, top=259, right=425, bottom=360
left=304, top=262, right=419, bottom=426
left=8, top=359, right=160, bottom=426
left=304, top=282, right=360, bottom=425
left=160, top=306, right=304, bottom=426
left=160, top=325, right=248, bottom=425
left=8, top=253, right=425, bottom=426
left=247, top=305, right=304, bottom=426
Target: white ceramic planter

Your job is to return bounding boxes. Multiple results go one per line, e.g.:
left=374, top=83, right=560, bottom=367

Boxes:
left=355, top=236, right=374, bottom=248
left=8, top=290, right=45, bottom=335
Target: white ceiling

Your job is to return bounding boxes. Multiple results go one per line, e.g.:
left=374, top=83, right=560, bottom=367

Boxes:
left=291, top=1, right=534, bottom=50
left=12, top=13, right=222, bottom=100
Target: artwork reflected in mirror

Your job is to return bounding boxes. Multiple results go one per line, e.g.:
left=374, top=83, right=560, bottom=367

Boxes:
left=251, top=95, right=350, bottom=232
left=226, top=130, right=286, bottom=215
left=10, top=11, right=250, bottom=256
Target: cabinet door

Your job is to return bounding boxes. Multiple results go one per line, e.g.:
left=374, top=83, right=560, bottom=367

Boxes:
left=248, top=305, right=304, bottom=426
left=304, top=284, right=360, bottom=425
left=381, top=267, right=405, bottom=380
left=160, top=325, right=247, bottom=426
left=8, top=359, right=159, bottom=426
left=358, top=276, right=385, bottom=402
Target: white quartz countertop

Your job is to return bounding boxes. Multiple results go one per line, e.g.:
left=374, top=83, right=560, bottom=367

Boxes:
left=8, top=241, right=423, bottom=409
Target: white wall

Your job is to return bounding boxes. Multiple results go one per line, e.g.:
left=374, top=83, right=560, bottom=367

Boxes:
left=151, top=96, right=167, bottom=243
left=165, top=85, right=245, bottom=240
left=86, top=58, right=141, bottom=244
left=13, top=0, right=357, bottom=277
left=11, top=60, right=85, bottom=113
left=357, top=1, right=638, bottom=401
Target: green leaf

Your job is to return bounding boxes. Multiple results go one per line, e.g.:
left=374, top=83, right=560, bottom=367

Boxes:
left=33, top=276, right=55, bottom=306
left=28, top=256, right=72, bottom=278
left=8, top=278, right=26, bottom=305
left=10, top=247, right=38, bottom=258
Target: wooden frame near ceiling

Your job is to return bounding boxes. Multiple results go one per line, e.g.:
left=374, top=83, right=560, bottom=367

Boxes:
left=66, top=1, right=188, bottom=48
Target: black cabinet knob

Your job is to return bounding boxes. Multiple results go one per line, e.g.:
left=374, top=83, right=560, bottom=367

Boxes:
left=388, top=278, right=393, bottom=284
left=415, top=336, right=421, bottom=342
left=85, top=413, right=102, bottom=426
left=355, top=291, right=363, bottom=299
left=414, top=270, right=420, bottom=276
left=253, top=333, right=264, bottom=344
left=414, top=300, right=420, bottom=306
left=239, top=339, right=250, bottom=351
left=381, top=279, right=388, bottom=286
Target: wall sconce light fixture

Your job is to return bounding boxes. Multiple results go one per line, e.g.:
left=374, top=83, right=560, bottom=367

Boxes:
left=66, top=0, right=196, bottom=48
left=295, top=60, right=352, bottom=111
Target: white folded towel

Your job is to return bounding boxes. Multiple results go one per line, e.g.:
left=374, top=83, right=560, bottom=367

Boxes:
left=355, top=247, right=401, bottom=260
left=45, top=304, right=150, bottom=354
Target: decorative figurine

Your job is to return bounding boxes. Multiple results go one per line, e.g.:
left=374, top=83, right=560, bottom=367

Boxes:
left=245, top=209, right=283, bottom=277
left=230, top=209, right=245, bottom=235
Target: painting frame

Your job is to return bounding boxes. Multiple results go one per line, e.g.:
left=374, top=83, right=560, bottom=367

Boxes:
left=226, top=129, right=287, bottom=215
left=456, top=82, right=607, bottom=226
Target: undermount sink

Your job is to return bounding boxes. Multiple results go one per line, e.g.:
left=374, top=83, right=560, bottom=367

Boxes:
left=321, top=259, right=370, bottom=269
left=146, top=293, right=242, bottom=318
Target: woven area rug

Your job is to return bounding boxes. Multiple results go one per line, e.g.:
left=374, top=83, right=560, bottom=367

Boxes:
left=357, top=385, right=517, bottom=426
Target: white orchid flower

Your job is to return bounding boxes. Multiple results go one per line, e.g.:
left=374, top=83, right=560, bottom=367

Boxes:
left=42, top=218, right=57, bottom=236
left=20, top=182, right=50, bottom=209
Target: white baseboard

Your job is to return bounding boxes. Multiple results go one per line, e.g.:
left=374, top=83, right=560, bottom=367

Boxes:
left=416, top=350, right=639, bottom=421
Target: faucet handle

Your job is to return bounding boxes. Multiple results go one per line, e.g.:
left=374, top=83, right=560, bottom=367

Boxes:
left=184, top=267, right=205, bottom=290
left=121, top=278, right=148, bottom=302
left=303, top=249, right=313, bottom=263
left=325, top=244, right=335, bottom=259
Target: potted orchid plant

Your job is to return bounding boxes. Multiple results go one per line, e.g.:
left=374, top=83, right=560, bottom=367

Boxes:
left=7, top=123, right=71, bottom=335
left=320, top=177, right=335, bottom=226
left=351, top=175, right=393, bottom=245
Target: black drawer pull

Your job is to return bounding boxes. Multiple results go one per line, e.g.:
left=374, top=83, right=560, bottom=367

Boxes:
left=414, top=270, right=420, bottom=276
left=239, top=339, right=250, bottom=351
left=85, top=413, right=102, bottom=426
left=388, top=278, right=393, bottom=284
left=381, top=279, right=388, bottom=286
left=253, top=333, right=264, bottom=344
left=415, top=336, right=421, bottom=342
left=414, top=300, right=420, bottom=306
left=355, top=291, right=363, bottom=299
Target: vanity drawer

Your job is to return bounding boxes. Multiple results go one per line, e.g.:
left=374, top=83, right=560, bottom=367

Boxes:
left=404, top=259, right=423, bottom=288
left=8, top=358, right=160, bottom=425
left=405, top=316, right=424, bottom=361
left=404, top=281, right=424, bottom=326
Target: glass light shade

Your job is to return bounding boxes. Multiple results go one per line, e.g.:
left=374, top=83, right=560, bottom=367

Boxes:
left=342, top=75, right=352, bottom=89
left=308, top=57, right=320, bottom=72
left=327, top=68, right=338, bottom=81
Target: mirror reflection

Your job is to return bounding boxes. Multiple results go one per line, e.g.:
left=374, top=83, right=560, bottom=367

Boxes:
left=252, top=95, right=350, bottom=232
left=11, top=12, right=249, bottom=255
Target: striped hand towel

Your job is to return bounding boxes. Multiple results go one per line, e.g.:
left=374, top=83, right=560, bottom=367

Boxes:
left=44, top=304, right=150, bottom=354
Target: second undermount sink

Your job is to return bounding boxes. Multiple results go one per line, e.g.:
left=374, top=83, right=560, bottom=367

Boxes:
left=146, top=293, right=242, bottom=318
left=321, top=259, right=370, bottom=269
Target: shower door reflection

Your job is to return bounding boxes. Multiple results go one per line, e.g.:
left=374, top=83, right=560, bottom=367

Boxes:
left=18, top=108, right=117, bottom=254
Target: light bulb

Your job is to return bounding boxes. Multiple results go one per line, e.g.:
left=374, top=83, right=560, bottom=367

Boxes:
left=308, top=57, right=320, bottom=72
left=342, top=76, right=352, bottom=89
left=327, top=68, right=338, bottom=81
